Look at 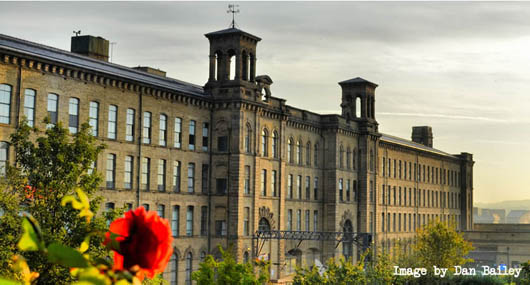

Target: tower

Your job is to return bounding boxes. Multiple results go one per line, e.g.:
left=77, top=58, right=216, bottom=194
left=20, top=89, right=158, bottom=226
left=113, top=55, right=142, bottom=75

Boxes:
left=204, top=27, right=261, bottom=94
left=339, top=77, right=377, bottom=122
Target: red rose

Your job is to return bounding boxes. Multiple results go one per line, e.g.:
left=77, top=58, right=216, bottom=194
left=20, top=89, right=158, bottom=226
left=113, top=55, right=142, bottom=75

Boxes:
left=104, top=206, right=173, bottom=280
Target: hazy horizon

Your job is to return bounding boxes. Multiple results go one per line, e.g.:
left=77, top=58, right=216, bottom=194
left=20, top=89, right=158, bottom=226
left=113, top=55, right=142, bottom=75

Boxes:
left=1, top=2, right=529, bottom=203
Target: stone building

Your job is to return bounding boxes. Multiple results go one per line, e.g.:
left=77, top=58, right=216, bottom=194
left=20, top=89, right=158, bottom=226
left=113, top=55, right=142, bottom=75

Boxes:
left=0, top=26, right=474, bottom=284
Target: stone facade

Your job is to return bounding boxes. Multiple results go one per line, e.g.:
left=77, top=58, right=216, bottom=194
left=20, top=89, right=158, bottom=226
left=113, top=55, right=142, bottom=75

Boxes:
left=0, top=27, right=474, bottom=284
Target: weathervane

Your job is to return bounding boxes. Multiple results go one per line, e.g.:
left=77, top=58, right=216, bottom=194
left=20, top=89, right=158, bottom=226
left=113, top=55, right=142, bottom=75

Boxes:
left=73, top=30, right=81, bottom=37
left=227, top=4, right=240, bottom=28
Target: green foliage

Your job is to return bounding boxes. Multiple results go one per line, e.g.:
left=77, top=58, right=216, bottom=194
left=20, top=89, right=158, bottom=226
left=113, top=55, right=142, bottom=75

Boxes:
left=293, top=256, right=366, bottom=285
left=192, top=245, right=269, bottom=285
left=0, top=120, right=110, bottom=284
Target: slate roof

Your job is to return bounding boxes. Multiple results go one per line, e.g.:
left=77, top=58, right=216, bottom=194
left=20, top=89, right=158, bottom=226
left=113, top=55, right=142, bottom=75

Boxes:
left=204, top=28, right=261, bottom=41
left=0, top=34, right=206, bottom=97
left=338, top=77, right=378, bottom=87
left=380, top=133, right=457, bottom=158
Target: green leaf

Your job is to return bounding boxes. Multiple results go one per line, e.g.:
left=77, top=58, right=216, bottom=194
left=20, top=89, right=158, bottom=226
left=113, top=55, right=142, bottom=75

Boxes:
left=0, top=278, right=21, bottom=285
left=47, top=242, right=89, bottom=268
left=18, top=217, right=41, bottom=251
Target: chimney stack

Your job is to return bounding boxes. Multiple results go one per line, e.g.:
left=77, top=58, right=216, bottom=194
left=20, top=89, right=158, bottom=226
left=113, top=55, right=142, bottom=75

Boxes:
left=71, top=35, right=109, bottom=61
left=412, top=126, right=433, bottom=147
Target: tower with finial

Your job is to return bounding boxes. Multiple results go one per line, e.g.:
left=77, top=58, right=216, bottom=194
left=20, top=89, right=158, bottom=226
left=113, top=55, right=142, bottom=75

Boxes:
left=204, top=5, right=261, bottom=95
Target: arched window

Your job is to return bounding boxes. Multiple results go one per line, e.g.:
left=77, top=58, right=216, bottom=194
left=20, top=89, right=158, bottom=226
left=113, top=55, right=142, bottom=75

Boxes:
left=306, top=142, right=311, bottom=166
left=339, top=145, right=344, bottom=168
left=245, top=123, right=252, bottom=153
left=355, top=97, right=361, bottom=118
left=228, top=50, right=236, bottom=80
left=200, top=251, right=206, bottom=261
left=343, top=220, right=353, bottom=260
left=215, top=51, right=223, bottom=81
left=169, top=253, right=178, bottom=285
left=0, top=141, right=8, bottom=177
left=288, top=139, right=293, bottom=163
left=243, top=251, right=250, bottom=263
left=353, top=148, right=357, bottom=170
left=296, top=140, right=302, bottom=165
left=272, top=131, right=278, bottom=158
left=261, top=128, right=268, bottom=157
left=370, top=149, right=374, bottom=171
left=314, top=143, right=319, bottom=167
left=258, top=218, right=271, bottom=232
left=185, top=252, right=193, bottom=285
left=346, top=147, right=351, bottom=169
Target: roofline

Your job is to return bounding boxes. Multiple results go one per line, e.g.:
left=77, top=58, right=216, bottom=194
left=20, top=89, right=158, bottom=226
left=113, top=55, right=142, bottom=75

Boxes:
left=380, top=133, right=460, bottom=159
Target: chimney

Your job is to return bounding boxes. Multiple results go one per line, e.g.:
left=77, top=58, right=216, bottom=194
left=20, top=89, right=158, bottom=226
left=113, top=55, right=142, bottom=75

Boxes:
left=412, top=126, right=433, bottom=147
left=71, top=35, right=109, bottom=61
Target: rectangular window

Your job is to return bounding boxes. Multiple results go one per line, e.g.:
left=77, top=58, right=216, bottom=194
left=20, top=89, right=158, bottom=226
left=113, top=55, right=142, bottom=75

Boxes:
left=244, top=207, right=250, bottom=236
left=174, top=117, right=182, bottom=148
left=202, top=164, right=209, bottom=194
left=202, top=123, right=209, bottom=151
left=68, top=98, right=79, bottom=134
left=305, top=210, right=310, bottom=231
left=126, top=108, right=135, bottom=141
left=108, top=105, right=117, bottom=139
left=215, top=220, right=227, bottom=236
left=314, top=177, right=319, bottom=200
left=346, top=179, right=351, bottom=201
left=159, top=114, right=167, bottom=146
left=124, top=156, right=133, bottom=189
left=89, top=101, right=99, bottom=136
left=158, top=159, right=166, bottom=191
left=47, top=93, right=58, bottom=128
left=261, top=169, right=267, bottom=196
left=0, top=85, right=11, bottom=124
left=244, top=165, right=251, bottom=194
left=297, top=175, right=302, bottom=199
left=157, top=204, right=165, bottom=218
left=296, top=209, right=301, bottom=231
left=87, top=161, right=95, bottom=175
left=339, top=178, right=343, bottom=201
left=189, top=120, right=196, bottom=150
left=288, top=174, right=293, bottom=199
left=313, top=210, right=318, bottom=232
left=200, top=206, right=208, bottom=236
left=143, top=112, right=151, bottom=144
left=172, top=206, right=179, bottom=237
left=106, top=154, right=116, bottom=189
left=217, top=136, right=228, bottom=151
left=287, top=209, right=292, bottom=231
left=24, top=89, right=35, bottom=127
left=141, top=157, right=150, bottom=191
left=173, top=161, right=181, bottom=192
left=187, top=163, right=195, bottom=193
left=186, top=206, right=194, bottom=236
left=216, top=178, right=227, bottom=195
left=271, top=170, right=277, bottom=197
left=305, top=176, right=310, bottom=200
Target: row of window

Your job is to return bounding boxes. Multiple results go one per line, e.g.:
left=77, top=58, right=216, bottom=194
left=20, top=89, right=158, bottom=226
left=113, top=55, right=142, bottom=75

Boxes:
left=286, top=209, right=319, bottom=232
left=381, top=212, right=461, bottom=233
left=286, top=174, right=319, bottom=200
left=382, top=157, right=461, bottom=187
left=381, top=185, right=461, bottom=209
left=0, top=141, right=8, bottom=176
left=337, top=145, right=360, bottom=170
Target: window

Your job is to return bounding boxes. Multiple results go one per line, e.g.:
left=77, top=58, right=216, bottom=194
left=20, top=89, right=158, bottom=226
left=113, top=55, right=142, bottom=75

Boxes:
left=186, top=206, right=194, bottom=236
left=287, top=209, right=292, bottom=231
left=305, top=210, right=310, bottom=231
left=200, top=206, right=208, bottom=236
left=189, top=120, right=196, bottom=150
left=216, top=178, right=227, bottom=195
left=47, top=93, right=58, bottom=128
left=287, top=174, right=293, bottom=198
left=173, top=161, right=181, bottom=192
left=24, top=89, right=35, bottom=127
left=314, top=177, right=319, bottom=200
left=244, top=207, right=250, bottom=236
left=157, top=204, right=165, bottom=218
left=143, top=112, right=151, bottom=144
left=87, top=160, right=95, bottom=175
left=217, top=136, right=228, bottom=151
left=313, top=210, right=318, bottom=232
left=108, top=105, right=117, bottom=139
left=0, top=85, right=11, bottom=124
left=382, top=212, right=385, bottom=232
left=88, top=102, right=99, bottom=136
left=125, top=108, right=135, bottom=141
left=244, top=165, right=251, bottom=194
left=305, top=176, right=310, bottom=200
left=346, top=148, right=351, bottom=169
left=106, top=154, right=116, bottom=189
left=296, top=209, right=301, bottom=231
left=370, top=150, right=374, bottom=171
left=339, top=178, right=344, bottom=201
left=105, top=202, right=115, bottom=226
left=261, top=169, right=267, bottom=196
left=187, top=163, right=195, bottom=193
left=339, top=145, right=344, bottom=168
left=261, top=129, right=268, bottom=156
left=245, top=124, right=251, bottom=153
left=171, top=206, right=179, bottom=237
left=202, top=164, right=209, bottom=194
left=0, top=142, right=8, bottom=176
left=314, top=143, right=319, bottom=167
left=353, top=148, right=357, bottom=170
left=68, top=98, right=79, bottom=134
left=124, top=156, right=133, bottom=189
left=185, top=253, right=192, bottom=285
left=288, top=139, right=293, bottom=163
left=346, top=179, right=351, bottom=201
left=297, top=175, right=302, bottom=199
left=174, top=117, right=182, bottom=148
left=271, top=170, right=277, bottom=197
left=272, top=131, right=278, bottom=158
left=296, top=140, right=302, bottom=165
left=158, top=159, right=166, bottom=191
left=170, top=254, right=178, bottom=285
left=306, top=142, right=311, bottom=166
left=202, top=123, right=209, bottom=151
left=215, top=219, right=227, bottom=236
left=141, top=157, right=150, bottom=191
left=142, top=203, right=150, bottom=211
left=159, top=114, right=167, bottom=146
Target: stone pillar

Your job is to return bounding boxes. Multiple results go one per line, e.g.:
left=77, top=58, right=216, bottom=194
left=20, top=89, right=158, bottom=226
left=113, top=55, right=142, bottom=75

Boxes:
left=371, top=96, right=375, bottom=119
left=235, top=52, right=241, bottom=80
left=361, top=96, right=367, bottom=118
left=209, top=55, right=216, bottom=81
left=225, top=55, right=231, bottom=80
left=250, top=56, right=256, bottom=82
left=352, top=98, right=357, bottom=118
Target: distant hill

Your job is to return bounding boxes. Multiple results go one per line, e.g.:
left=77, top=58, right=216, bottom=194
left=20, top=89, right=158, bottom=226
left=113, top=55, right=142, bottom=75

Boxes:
left=475, top=199, right=530, bottom=211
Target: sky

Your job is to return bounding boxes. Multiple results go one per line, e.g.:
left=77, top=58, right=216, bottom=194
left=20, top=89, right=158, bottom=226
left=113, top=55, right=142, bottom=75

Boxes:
left=1, top=2, right=529, bottom=204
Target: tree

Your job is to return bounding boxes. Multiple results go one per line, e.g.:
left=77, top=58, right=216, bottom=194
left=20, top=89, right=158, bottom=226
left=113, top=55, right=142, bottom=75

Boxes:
left=0, top=120, right=111, bottom=284
left=413, top=219, right=473, bottom=270
left=192, top=245, right=269, bottom=285
left=293, top=256, right=367, bottom=285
